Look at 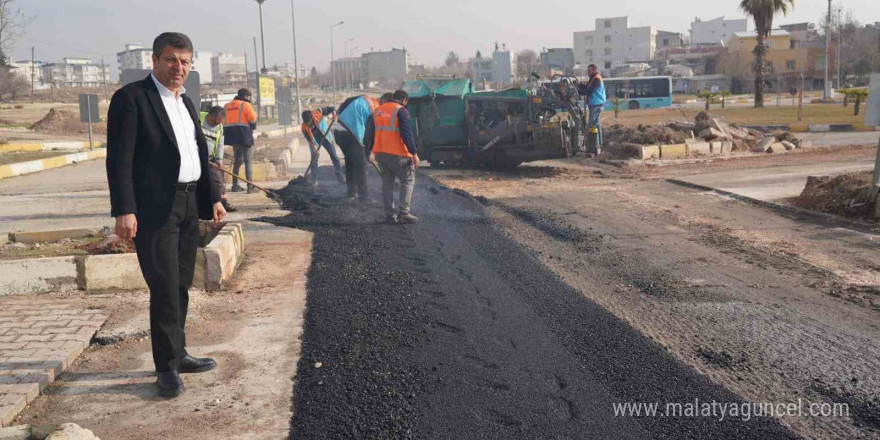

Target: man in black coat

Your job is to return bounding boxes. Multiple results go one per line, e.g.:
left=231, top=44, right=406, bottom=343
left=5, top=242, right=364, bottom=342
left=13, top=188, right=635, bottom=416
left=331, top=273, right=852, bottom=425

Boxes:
left=106, top=32, right=226, bottom=397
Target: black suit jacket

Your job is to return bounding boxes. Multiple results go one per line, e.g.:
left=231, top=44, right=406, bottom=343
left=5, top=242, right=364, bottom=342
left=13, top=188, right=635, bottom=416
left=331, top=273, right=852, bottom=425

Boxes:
left=106, top=75, right=220, bottom=230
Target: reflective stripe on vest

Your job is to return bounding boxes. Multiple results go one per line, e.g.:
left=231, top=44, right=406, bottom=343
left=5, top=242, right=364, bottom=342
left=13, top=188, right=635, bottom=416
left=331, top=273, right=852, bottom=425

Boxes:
left=373, top=102, right=410, bottom=157
left=224, top=100, right=252, bottom=128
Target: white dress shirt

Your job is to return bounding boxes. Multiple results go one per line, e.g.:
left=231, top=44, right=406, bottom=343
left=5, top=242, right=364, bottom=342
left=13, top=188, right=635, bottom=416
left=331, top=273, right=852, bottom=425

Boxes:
left=151, top=74, right=201, bottom=183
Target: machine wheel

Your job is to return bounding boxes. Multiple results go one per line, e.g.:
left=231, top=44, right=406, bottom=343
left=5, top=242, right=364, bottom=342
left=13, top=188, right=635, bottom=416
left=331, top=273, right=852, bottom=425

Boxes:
left=628, top=101, right=640, bottom=110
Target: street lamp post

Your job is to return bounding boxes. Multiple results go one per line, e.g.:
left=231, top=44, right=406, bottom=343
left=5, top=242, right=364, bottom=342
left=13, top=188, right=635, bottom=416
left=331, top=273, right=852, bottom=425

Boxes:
left=330, top=21, right=344, bottom=104
left=824, top=0, right=831, bottom=99
left=256, top=0, right=268, bottom=73
left=290, top=0, right=302, bottom=124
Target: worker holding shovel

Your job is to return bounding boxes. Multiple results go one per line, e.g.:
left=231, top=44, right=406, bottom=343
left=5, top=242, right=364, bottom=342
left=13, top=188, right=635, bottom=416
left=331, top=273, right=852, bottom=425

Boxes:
left=301, top=108, right=345, bottom=188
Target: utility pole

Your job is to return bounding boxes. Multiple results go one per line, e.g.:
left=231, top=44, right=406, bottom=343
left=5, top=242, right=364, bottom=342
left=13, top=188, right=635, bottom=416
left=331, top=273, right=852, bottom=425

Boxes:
left=290, top=0, right=302, bottom=124
left=837, top=6, right=843, bottom=89
left=31, top=47, right=35, bottom=104
left=253, top=37, right=261, bottom=116
left=101, top=58, right=108, bottom=102
left=330, top=21, right=344, bottom=104
left=824, top=0, right=832, bottom=99
left=256, top=0, right=268, bottom=74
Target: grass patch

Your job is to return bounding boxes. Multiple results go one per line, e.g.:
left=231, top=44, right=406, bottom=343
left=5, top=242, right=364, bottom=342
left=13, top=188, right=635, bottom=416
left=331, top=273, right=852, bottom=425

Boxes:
left=0, top=151, right=73, bottom=165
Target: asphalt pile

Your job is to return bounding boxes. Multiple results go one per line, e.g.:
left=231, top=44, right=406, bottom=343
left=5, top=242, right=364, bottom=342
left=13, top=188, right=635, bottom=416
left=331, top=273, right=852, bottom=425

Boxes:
left=794, top=171, right=877, bottom=219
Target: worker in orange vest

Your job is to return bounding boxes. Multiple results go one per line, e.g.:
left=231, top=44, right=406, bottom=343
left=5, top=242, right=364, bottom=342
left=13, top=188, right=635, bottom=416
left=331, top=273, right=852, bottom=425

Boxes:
left=364, top=89, right=420, bottom=224
left=223, top=89, right=258, bottom=193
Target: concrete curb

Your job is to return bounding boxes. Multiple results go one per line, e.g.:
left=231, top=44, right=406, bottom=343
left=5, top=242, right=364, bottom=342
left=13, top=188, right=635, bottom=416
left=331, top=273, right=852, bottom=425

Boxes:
left=276, top=138, right=299, bottom=173
left=193, top=223, right=245, bottom=291
left=0, top=141, right=93, bottom=153
left=9, top=229, right=97, bottom=244
left=0, top=223, right=245, bottom=296
left=255, top=127, right=291, bottom=139
left=0, top=149, right=106, bottom=180
left=666, top=178, right=877, bottom=230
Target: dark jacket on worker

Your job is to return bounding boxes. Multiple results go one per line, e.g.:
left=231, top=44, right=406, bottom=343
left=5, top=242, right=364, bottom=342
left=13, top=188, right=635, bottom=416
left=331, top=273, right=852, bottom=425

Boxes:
left=223, top=96, right=258, bottom=146
left=106, top=74, right=220, bottom=229
left=364, top=100, right=418, bottom=156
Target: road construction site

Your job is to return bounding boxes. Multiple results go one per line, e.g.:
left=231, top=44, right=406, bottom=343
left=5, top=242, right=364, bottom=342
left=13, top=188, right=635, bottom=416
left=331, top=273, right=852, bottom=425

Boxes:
left=0, top=100, right=878, bottom=439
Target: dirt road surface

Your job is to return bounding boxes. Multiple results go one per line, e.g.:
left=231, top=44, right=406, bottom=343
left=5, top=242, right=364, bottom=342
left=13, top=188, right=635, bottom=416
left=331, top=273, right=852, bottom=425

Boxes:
left=428, top=154, right=880, bottom=440
left=14, top=224, right=311, bottom=440
left=264, top=167, right=798, bottom=439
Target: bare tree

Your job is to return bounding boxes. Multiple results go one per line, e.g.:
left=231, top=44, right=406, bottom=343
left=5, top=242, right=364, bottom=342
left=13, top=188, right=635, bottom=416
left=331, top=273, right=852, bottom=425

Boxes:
left=0, top=0, right=33, bottom=57
left=0, top=68, right=28, bottom=101
left=515, top=49, right=540, bottom=81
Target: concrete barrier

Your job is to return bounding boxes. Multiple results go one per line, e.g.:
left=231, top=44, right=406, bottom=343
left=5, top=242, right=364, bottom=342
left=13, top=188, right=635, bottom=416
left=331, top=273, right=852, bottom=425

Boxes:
left=636, top=145, right=660, bottom=160
left=224, top=162, right=278, bottom=182
left=0, top=257, right=79, bottom=296
left=193, top=223, right=245, bottom=291
left=0, top=149, right=106, bottom=179
left=77, top=253, right=146, bottom=291
left=686, top=142, right=712, bottom=157
left=0, top=141, right=91, bottom=153
left=9, top=229, right=97, bottom=244
left=660, top=144, right=687, bottom=159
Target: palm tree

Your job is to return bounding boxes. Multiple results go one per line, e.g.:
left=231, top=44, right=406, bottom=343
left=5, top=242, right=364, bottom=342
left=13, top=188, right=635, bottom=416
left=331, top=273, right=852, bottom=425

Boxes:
left=739, top=0, right=795, bottom=108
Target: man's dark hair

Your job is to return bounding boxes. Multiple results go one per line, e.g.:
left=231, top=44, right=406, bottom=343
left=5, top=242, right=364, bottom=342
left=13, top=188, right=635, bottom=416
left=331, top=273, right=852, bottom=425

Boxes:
left=152, top=32, right=194, bottom=57
left=208, top=106, right=226, bottom=118
left=392, top=89, right=409, bottom=102
left=587, top=64, right=598, bottom=70
left=238, top=88, right=252, bottom=99
left=380, top=92, right=394, bottom=103
left=302, top=110, right=313, bottom=123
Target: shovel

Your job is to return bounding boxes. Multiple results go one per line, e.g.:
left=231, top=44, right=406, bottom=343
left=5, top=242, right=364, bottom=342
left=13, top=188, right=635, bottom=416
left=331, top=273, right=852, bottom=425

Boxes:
left=210, top=162, right=283, bottom=204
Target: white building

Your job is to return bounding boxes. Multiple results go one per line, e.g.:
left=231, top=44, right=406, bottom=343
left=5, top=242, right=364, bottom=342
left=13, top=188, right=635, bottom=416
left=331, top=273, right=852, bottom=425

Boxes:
left=9, top=61, right=43, bottom=85
left=541, top=48, right=575, bottom=75
left=690, top=17, right=748, bottom=46
left=211, top=53, right=247, bottom=84
left=363, top=48, right=409, bottom=87
left=42, top=58, right=109, bottom=88
left=470, top=45, right=516, bottom=86
left=573, top=17, right=656, bottom=72
left=117, top=44, right=153, bottom=73
left=192, top=51, right=212, bottom=84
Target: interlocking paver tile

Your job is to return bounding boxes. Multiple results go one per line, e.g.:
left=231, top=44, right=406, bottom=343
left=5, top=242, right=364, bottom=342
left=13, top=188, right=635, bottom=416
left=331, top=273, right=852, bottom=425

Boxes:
left=0, top=301, right=107, bottom=426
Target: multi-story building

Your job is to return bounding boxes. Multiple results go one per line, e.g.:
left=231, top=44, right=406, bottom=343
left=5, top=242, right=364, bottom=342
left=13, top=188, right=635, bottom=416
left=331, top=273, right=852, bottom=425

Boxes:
left=540, top=48, right=574, bottom=75
left=573, top=17, right=656, bottom=72
left=211, top=53, right=247, bottom=84
left=41, top=58, right=109, bottom=88
left=192, top=51, right=212, bottom=84
left=690, top=17, right=748, bottom=46
left=470, top=45, right=516, bottom=86
left=9, top=61, right=43, bottom=84
left=655, top=31, right=684, bottom=57
left=363, top=48, right=410, bottom=87
left=117, top=44, right=153, bottom=73
left=722, top=29, right=833, bottom=92
left=330, top=57, right=366, bottom=89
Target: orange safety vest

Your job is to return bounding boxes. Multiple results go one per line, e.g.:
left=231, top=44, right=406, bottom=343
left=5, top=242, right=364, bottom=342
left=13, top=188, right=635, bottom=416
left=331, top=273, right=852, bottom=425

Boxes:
left=372, top=102, right=410, bottom=157
left=223, top=99, right=257, bottom=128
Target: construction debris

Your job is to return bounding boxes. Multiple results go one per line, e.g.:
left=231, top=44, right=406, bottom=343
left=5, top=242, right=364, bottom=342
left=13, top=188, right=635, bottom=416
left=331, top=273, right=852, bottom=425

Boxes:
left=793, top=171, right=877, bottom=219
left=30, top=109, right=107, bottom=135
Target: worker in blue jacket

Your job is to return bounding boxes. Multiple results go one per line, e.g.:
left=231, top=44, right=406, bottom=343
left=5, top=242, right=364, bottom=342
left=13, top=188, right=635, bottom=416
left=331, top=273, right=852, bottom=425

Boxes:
left=333, top=95, right=380, bottom=202
left=579, top=64, right=606, bottom=152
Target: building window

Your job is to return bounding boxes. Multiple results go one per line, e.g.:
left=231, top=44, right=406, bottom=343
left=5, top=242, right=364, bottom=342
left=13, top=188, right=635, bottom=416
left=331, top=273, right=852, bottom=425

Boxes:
left=604, top=48, right=612, bottom=55
left=604, top=20, right=612, bottom=28
left=585, top=49, right=593, bottom=57
left=815, top=55, right=826, bottom=70
left=662, top=38, right=670, bottom=47
left=765, top=61, right=774, bottom=73
left=604, top=35, right=611, bottom=43
left=766, top=39, right=773, bottom=49
left=604, top=61, right=611, bottom=69
left=786, top=60, right=796, bottom=70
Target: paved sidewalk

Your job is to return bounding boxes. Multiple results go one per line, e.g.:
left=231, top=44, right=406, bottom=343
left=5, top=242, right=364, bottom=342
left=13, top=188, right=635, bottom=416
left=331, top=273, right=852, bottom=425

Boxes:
left=0, top=300, right=107, bottom=426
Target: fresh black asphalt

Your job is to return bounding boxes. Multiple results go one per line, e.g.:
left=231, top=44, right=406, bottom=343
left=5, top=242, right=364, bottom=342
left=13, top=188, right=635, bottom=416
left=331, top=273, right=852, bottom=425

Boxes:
left=262, top=167, right=800, bottom=440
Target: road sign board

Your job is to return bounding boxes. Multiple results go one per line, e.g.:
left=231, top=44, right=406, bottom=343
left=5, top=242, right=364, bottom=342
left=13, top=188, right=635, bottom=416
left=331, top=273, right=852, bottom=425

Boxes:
left=866, top=73, right=880, bottom=127
left=78, top=94, right=99, bottom=123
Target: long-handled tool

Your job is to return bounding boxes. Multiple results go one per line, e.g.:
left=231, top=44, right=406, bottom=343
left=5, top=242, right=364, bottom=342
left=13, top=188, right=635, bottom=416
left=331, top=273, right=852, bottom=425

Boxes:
left=335, top=118, right=383, bottom=176
left=210, top=162, right=282, bottom=203
left=302, top=117, right=337, bottom=180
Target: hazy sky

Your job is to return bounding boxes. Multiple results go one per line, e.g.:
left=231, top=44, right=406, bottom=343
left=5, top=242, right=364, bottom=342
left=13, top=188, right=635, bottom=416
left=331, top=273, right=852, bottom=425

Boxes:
left=10, top=0, right=880, bottom=79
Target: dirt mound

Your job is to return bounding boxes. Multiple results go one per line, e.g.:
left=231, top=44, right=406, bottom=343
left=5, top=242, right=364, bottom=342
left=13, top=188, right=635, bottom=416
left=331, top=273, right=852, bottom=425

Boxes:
left=604, top=124, right=690, bottom=150
left=30, top=108, right=107, bottom=135
left=793, top=171, right=877, bottom=219
left=271, top=176, right=322, bottom=211
left=79, top=234, right=136, bottom=255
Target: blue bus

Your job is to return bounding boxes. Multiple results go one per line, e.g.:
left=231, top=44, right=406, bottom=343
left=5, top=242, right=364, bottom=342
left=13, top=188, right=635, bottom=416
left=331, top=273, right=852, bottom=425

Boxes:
left=602, top=76, right=673, bottom=110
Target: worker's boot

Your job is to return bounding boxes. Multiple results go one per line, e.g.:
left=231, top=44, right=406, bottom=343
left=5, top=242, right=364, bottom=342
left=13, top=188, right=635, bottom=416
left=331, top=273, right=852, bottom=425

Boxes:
left=397, top=212, right=420, bottom=223
left=222, top=200, right=238, bottom=213
left=385, top=214, right=398, bottom=224
left=230, top=184, right=244, bottom=193
left=246, top=185, right=258, bottom=194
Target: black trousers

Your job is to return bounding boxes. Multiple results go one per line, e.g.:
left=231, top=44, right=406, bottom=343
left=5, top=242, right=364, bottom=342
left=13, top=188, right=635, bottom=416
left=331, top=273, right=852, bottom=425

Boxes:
left=134, top=188, right=199, bottom=372
left=334, top=130, right=370, bottom=199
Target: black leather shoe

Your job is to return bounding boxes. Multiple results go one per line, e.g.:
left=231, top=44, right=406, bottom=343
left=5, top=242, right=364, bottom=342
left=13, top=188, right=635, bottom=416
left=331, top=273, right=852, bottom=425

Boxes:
left=179, top=355, right=217, bottom=374
left=156, top=371, right=184, bottom=397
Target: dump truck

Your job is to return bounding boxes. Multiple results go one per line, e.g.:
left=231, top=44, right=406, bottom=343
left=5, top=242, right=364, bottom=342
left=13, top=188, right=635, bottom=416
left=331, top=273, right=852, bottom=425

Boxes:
left=404, top=76, right=589, bottom=168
